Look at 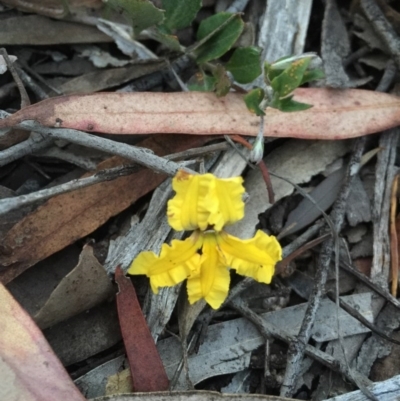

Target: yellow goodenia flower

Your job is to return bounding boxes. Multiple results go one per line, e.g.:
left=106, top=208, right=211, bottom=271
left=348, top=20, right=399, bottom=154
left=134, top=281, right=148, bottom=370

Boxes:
left=167, top=170, right=245, bottom=231
left=128, top=171, right=282, bottom=309
left=129, top=229, right=281, bottom=309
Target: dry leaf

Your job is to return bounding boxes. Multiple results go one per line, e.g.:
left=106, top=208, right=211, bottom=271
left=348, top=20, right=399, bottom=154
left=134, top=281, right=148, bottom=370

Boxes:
left=34, top=244, right=115, bottom=329
left=0, top=0, right=102, bottom=18
left=105, top=368, right=133, bottom=396
left=115, top=266, right=169, bottom=392
left=1, top=89, right=400, bottom=139
left=0, top=134, right=211, bottom=284
left=0, top=15, right=111, bottom=45
left=0, top=282, right=86, bottom=401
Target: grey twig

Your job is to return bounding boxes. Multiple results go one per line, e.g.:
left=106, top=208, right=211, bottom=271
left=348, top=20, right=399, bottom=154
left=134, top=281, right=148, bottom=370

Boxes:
left=0, top=164, right=139, bottom=215
left=227, top=0, right=250, bottom=13
left=280, top=136, right=367, bottom=398
left=38, top=146, right=99, bottom=171
left=165, top=142, right=229, bottom=161
left=0, top=133, right=53, bottom=166
left=0, top=48, right=30, bottom=108
left=360, top=0, right=400, bottom=70
left=375, top=59, right=397, bottom=92
left=371, top=129, right=399, bottom=278
left=15, top=65, right=49, bottom=101
left=340, top=259, right=400, bottom=310
left=0, top=117, right=195, bottom=176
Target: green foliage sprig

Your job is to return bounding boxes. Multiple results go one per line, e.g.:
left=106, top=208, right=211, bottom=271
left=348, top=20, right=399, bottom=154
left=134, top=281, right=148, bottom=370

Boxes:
left=105, top=0, right=325, bottom=146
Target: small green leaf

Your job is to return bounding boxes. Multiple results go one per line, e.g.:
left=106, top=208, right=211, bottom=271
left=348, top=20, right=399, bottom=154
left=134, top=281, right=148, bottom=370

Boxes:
left=151, top=26, right=182, bottom=51
left=270, top=95, right=313, bottom=112
left=225, top=46, right=262, bottom=84
left=300, top=68, right=325, bottom=85
left=264, top=61, right=283, bottom=83
left=187, top=71, right=216, bottom=92
left=162, top=0, right=201, bottom=31
left=195, top=13, right=244, bottom=64
left=107, top=0, right=165, bottom=37
left=270, top=57, right=311, bottom=97
left=244, top=88, right=265, bottom=116
left=213, top=64, right=231, bottom=97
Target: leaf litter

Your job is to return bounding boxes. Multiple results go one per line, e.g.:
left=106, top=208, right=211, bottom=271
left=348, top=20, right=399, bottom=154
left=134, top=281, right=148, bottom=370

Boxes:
left=1, top=1, right=400, bottom=401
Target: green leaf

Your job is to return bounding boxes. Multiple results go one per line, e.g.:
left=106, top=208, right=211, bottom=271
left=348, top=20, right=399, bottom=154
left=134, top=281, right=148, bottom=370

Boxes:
left=270, top=57, right=311, bottom=97
left=151, top=26, right=182, bottom=51
left=162, top=0, right=201, bottom=31
left=213, top=64, right=231, bottom=97
left=107, top=0, right=165, bottom=37
left=264, top=61, right=284, bottom=83
left=244, top=88, right=265, bottom=116
left=195, top=12, right=244, bottom=64
left=300, top=68, right=325, bottom=85
left=187, top=71, right=216, bottom=92
left=225, top=46, right=262, bottom=84
left=270, top=95, right=313, bottom=112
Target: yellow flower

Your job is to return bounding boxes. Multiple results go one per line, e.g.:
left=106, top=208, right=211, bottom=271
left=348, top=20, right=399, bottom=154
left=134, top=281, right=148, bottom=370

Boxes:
left=128, top=171, right=282, bottom=309
left=167, top=170, right=245, bottom=231
left=128, top=229, right=282, bottom=309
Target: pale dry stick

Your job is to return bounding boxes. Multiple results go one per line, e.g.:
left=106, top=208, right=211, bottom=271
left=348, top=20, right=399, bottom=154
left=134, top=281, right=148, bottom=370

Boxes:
left=226, top=0, right=250, bottom=13
left=165, top=142, right=229, bottom=160
left=360, top=0, right=400, bottom=70
left=0, top=165, right=140, bottom=215
left=343, top=46, right=371, bottom=68
left=15, top=65, right=48, bottom=101
left=18, top=60, right=63, bottom=96
left=0, top=117, right=195, bottom=176
left=38, top=146, right=99, bottom=171
left=0, top=133, right=53, bottom=167
left=371, top=130, right=399, bottom=278
left=340, top=259, right=400, bottom=310
left=0, top=48, right=30, bottom=108
left=280, top=136, right=368, bottom=398
left=326, top=291, right=400, bottom=346
left=375, top=59, right=397, bottom=92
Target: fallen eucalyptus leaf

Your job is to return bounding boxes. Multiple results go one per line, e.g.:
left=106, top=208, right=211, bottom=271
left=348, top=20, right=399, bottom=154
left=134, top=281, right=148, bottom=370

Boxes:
left=34, top=244, right=115, bottom=329
left=0, top=282, right=86, bottom=401
left=1, top=89, right=399, bottom=140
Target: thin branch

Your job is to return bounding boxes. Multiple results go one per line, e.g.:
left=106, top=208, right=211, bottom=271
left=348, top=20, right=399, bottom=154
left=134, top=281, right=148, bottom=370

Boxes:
left=360, top=0, right=400, bottom=70
left=0, top=116, right=195, bottom=176
left=0, top=164, right=139, bottom=215
left=0, top=48, right=30, bottom=108
left=0, top=134, right=53, bottom=166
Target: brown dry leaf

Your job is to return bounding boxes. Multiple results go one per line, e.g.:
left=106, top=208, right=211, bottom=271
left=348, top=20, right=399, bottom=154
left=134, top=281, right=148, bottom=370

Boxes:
left=391, top=175, right=399, bottom=296
left=0, top=134, right=211, bottom=284
left=0, top=15, right=111, bottom=45
left=0, top=0, right=102, bottom=18
left=115, top=266, right=169, bottom=392
left=59, top=60, right=167, bottom=94
left=0, top=89, right=399, bottom=139
left=0, top=282, right=86, bottom=401
left=105, top=369, right=133, bottom=396
left=34, top=244, right=115, bottom=329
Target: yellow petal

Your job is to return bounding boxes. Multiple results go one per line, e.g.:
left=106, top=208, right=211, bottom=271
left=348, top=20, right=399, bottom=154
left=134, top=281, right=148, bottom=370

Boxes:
left=217, top=230, right=282, bottom=284
left=187, top=232, right=230, bottom=309
left=167, top=171, right=245, bottom=232
left=128, top=233, right=203, bottom=293
left=167, top=171, right=217, bottom=231
left=207, top=176, right=245, bottom=231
